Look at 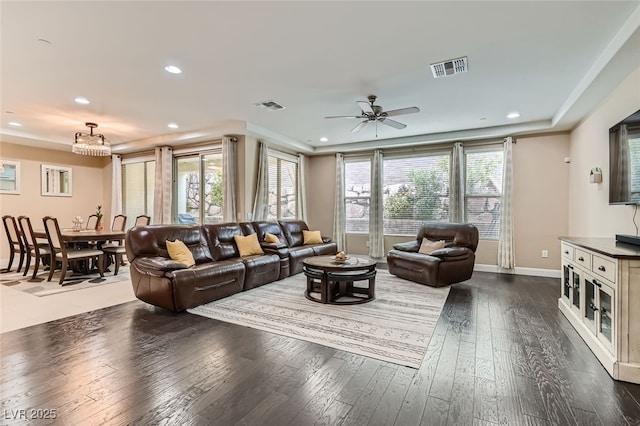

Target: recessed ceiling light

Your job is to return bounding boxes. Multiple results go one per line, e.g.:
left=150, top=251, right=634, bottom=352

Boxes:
left=164, top=65, right=182, bottom=74
left=8, top=121, right=22, bottom=127
left=167, top=123, right=179, bottom=129
left=507, top=112, right=520, bottom=119
left=320, top=137, right=328, bottom=142
left=74, top=96, right=90, bottom=105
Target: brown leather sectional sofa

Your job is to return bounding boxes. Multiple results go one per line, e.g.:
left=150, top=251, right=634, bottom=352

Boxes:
left=125, top=220, right=337, bottom=312
left=387, top=222, right=479, bottom=287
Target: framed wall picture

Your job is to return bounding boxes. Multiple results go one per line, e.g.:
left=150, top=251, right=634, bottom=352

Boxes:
left=0, top=160, right=20, bottom=194
left=41, top=164, right=72, bottom=197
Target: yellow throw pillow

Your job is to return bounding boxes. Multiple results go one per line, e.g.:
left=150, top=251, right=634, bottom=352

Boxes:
left=303, top=230, right=323, bottom=245
left=264, top=232, right=280, bottom=244
left=166, top=239, right=196, bottom=267
left=234, top=233, right=264, bottom=257
left=418, top=239, right=445, bottom=255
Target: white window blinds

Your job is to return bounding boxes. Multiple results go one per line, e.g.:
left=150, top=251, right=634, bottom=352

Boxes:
left=464, top=148, right=504, bottom=240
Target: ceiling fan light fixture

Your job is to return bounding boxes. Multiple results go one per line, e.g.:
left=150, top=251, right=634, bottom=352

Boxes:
left=72, top=122, right=111, bottom=156
left=326, top=94, right=419, bottom=133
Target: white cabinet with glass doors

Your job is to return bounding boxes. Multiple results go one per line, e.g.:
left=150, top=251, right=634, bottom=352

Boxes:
left=558, top=238, right=640, bottom=384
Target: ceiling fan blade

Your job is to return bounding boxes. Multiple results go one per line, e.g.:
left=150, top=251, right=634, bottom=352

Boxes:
left=351, top=120, right=368, bottom=133
left=357, top=100, right=374, bottom=115
left=384, top=106, right=420, bottom=117
left=325, top=115, right=365, bottom=119
left=379, top=118, right=406, bottom=130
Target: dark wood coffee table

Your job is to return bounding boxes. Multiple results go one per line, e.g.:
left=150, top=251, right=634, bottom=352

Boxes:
left=303, top=255, right=377, bottom=305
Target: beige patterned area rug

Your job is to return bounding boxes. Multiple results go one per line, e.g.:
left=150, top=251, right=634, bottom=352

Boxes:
left=188, top=269, right=450, bottom=368
left=0, top=266, right=130, bottom=297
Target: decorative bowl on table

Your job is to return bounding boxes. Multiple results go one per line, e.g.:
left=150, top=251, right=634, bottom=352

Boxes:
left=331, top=251, right=349, bottom=263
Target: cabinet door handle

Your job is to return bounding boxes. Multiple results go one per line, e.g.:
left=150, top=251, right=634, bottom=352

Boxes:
left=598, top=265, right=606, bottom=272
left=589, top=303, right=599, bottom=312
left=593, top=279, right=602, bottom=288
left=564, top=250, right=569, bottom=255
left=578, top=256, right=584, bottom=262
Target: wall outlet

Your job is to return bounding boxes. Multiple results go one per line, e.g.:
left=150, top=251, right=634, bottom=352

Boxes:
left=365, top=240, right=370, bottom=247
left=541, top=250, right=549, bottom=258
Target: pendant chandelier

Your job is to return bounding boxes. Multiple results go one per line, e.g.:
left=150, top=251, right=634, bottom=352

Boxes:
left=73, top=122, right=111, bottom=156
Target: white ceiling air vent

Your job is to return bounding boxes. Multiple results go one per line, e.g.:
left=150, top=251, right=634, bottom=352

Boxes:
left=254, top=100, right=286, bottom=111
left=430, top=56, right=468, bottom=78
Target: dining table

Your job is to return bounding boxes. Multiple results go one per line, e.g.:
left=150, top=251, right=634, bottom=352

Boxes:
left=33, top=228, right=126, bottom=243
left=33, top=228, right=127, bottom=274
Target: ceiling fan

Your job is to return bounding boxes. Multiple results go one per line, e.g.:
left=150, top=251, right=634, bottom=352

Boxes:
left=325, top=95, right=420, bottom=133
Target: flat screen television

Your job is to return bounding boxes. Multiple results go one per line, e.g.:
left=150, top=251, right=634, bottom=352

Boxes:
left=609, top=108, right=640, bottom=205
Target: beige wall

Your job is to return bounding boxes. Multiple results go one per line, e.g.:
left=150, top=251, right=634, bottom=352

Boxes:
left=568, top=66, right=640, bottom=237
left=511, top=133, right=570, bottom=270
left=305, top=133, right=571, bottom=270
left=306, top=154, right=336, bottom=233
left=0, top=142, right=109, bottom=261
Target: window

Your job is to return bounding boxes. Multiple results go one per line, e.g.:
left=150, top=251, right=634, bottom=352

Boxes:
left=342, top=144, right=506, bottom=240
left=122, top=160, right=155, bottom=225
left=344, top=159, right=371, bottom=234
left=267, top=154, right=298, bottom=220
left=464, top=148, right=504, bottom=240
left=175, top=152, right=223, bottom=224
left=345, top=153, right=451, bottom=235
left=382, top=153, right=451, bottom=235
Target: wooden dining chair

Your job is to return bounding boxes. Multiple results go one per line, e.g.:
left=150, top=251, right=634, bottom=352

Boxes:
left=134, top=215, right=150, bottom=226
left=43, top=216, right=104, bottom=284
left=102, top=214, right=127, bottom=275
left=111, top=215, right=127, bottom=233
left=18, top=216, right=52, bottom=279
left=85, top=214, right=99, bottom=230
left=2, top=215, right=25, bottom=273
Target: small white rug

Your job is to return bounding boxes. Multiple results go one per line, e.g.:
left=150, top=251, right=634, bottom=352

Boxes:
left=0, top=266, right=130, bottom=297
left=188, top=269, right=450, bottom=368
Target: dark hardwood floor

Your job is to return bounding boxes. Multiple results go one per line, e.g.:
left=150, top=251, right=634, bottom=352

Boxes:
left=2, top=271, right=640, bottom=425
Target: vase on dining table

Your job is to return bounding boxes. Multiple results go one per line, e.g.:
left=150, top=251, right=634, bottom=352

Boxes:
left=95, top=205, right=104, bottom=231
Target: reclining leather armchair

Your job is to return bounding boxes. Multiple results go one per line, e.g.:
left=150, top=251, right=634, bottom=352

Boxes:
left=279, top=220, right=337, bottom=274
left=387, top=222, right=479, bottom=287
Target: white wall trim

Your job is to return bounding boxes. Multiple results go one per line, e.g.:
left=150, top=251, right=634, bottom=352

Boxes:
left=474, top=263, right=561, bottom=279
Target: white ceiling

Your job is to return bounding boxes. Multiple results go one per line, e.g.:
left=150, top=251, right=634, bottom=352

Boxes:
left=2, top=1, right=640, bottom=155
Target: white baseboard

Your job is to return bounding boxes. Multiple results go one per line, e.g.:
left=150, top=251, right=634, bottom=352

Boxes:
left=474, top=263, right=561, bottom=279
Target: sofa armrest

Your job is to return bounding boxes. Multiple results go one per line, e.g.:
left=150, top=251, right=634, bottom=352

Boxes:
left=429, top=246, right=473, bottom=260
left=392, top=240, right=420, bottom=252
left=260, top=242, right=288, bottom=250
left=134, top=256, right=189, bottom=275
left=262, top=243, right=290, bottom=259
